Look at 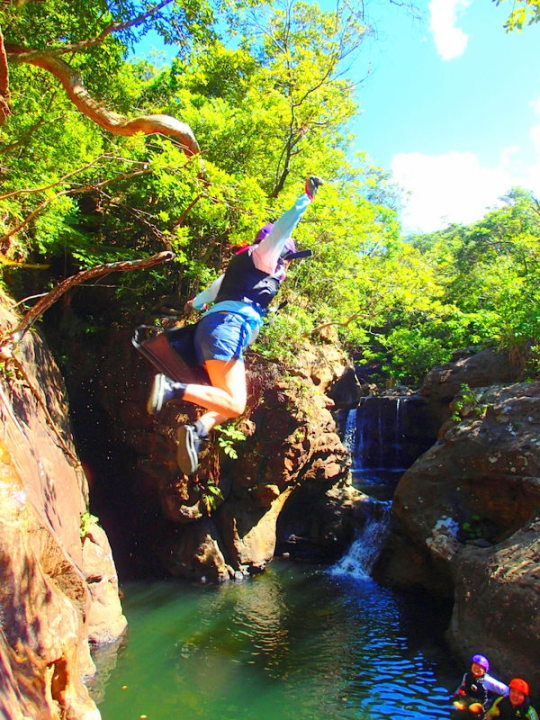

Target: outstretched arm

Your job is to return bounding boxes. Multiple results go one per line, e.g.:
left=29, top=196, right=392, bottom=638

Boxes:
left=484, top=675, right=509, bottom=697
left=252, top=177, right=322, bottom=274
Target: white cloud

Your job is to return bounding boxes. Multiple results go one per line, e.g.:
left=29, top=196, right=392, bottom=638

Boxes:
left=390, top=95, right=540, bottom=234
left=530, top=124, right=540, bottom=154
left=429, top=0, right=471, bottom=60
left=530, top=98, right=540, bottom=116
left=392, top=151, right=512, bottom=234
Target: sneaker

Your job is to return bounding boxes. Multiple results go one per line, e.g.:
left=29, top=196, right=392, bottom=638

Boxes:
left=305, top=176, right=324, bottom=199
left=147, top=373, right=177, bottom=415
left=176, top=424, right=202, bottom=475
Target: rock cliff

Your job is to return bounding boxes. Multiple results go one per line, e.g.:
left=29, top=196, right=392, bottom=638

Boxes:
left=93, top=327, right=370, bottom=582
left=376, top=352, right=540, bottom=691
left=0, top=298, right=126, bottom=720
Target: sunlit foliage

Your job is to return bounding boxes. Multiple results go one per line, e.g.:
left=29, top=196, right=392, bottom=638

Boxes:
left=1, top=1, right=538, bottom=386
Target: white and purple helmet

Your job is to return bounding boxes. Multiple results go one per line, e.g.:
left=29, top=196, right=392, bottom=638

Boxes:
left=471, top=654, right=490, bottom=672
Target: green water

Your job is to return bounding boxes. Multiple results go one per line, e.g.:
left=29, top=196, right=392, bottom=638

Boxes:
left=94, top=561, right=456, bottom=720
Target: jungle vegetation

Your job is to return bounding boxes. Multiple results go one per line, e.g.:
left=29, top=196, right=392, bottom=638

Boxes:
left=1, top=0, right=538, bottom=385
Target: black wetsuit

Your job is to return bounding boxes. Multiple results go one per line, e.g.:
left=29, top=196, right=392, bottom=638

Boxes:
left=457, top=672, right=489, bottom=707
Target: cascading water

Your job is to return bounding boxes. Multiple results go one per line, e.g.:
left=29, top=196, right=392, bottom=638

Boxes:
left=330, top=500, right=391, bottom=581
left=333, top=394, right=439, bottom=581
left=341, top=394, right=438, bottom=499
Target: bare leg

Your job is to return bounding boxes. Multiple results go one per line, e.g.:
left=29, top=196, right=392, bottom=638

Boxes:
left=182, top=358, right=247, bottom=432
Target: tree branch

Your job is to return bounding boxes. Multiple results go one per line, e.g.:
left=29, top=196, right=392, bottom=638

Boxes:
left=0, top=26, right=11, bottom=124
left=0, top=165, right=153, bottom=247
left=38, top=0, right=175, bottom=57
left=171, top=193, right=202, bottom=228
left=311, top=311, right=372, bottom=336
left=0, top=153, right=146, bottom=200
left=6, top=47, right=201, bottom=156
left=2, top=250, right=175, bottom=345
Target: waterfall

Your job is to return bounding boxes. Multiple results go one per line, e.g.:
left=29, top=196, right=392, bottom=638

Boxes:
left=340, top=394, right=438, bottom=497
left=331, top=395, right=439, bottom=579
left=343, top=407, right=357, bottom=456
left=329, top=502, right=390, bottom=581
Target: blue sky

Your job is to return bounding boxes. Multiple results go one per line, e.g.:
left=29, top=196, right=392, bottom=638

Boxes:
left=349, top=0, right=540, bottom=233
left=135, top=0, right=540, bottom=234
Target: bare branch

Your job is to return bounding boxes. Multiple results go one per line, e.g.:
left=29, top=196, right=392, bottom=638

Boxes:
left=0, top=165, right=153, bottom=246
left=6, top=47, right=201, bottom=156
left=3, top=250, right=175, bottom=344
left=99, top=188, right=171, bottom=242
left=0, top=26, right=11, bottom=124
left=0, top=153, right=147, bottom=200
left=171, top=193, right=203, bottom=228
left=0, top=256, right=49, bottom=269
left=311, top=311, right=372, bottom=335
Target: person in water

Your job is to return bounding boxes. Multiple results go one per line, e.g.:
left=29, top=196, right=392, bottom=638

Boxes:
left=147, top=176, right=324, bottom=475
left=453, top=654, right=491, bottom=715
left=486, top=679, right=539, bottom=720
left=452, top=654, right=509, bottom=716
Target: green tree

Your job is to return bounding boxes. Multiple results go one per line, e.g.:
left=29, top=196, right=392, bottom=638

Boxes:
left=404, top=188, right=540, bottom=378
left=1, top=0, right=399, bottom=338
left=495, top=0, right=540, bottom=29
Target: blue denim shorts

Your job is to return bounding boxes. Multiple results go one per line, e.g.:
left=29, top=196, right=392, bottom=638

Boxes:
left=194, top=312, right=252, bottom=364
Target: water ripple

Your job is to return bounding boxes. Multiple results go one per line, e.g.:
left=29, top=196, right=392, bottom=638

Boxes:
left=97, top=563, right=457, bottom=720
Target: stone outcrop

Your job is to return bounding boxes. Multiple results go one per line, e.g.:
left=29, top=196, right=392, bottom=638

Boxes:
left=376, top=379, right=540, bottom=689
left=95, top=328, right=370, bottom=581
left=0, top=299, right=126, bottom=720
left=420, top=348, right=522, bottom=404
left=449, top=520, right=539, bottom=690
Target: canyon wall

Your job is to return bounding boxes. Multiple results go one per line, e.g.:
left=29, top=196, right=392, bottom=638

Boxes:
left=0, top=298, right=126, bottom=720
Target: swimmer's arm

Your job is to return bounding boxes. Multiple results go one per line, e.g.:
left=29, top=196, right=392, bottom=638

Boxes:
left=484, top=675, right=509, bottom=697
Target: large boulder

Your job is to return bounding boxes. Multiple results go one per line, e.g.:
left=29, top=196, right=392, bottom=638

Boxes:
left=376, top=381, right=540, bottom=687
left=420, top=348, right=522, bottom=404
left=448, top=520, right=540, bottom=690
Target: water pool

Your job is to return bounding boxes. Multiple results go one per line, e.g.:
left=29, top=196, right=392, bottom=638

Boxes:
left=94, top=560, right=458, bottom=720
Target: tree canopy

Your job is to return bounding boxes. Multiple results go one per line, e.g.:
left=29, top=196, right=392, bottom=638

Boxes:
left=1, top=0, right=538, bottom=386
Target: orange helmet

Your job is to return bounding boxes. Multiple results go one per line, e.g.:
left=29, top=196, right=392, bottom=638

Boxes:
left=509, top=678, right=530, bottom=696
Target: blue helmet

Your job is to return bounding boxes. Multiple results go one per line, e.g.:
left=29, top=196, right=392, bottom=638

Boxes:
left=471, top=654, right=490, bottom=672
